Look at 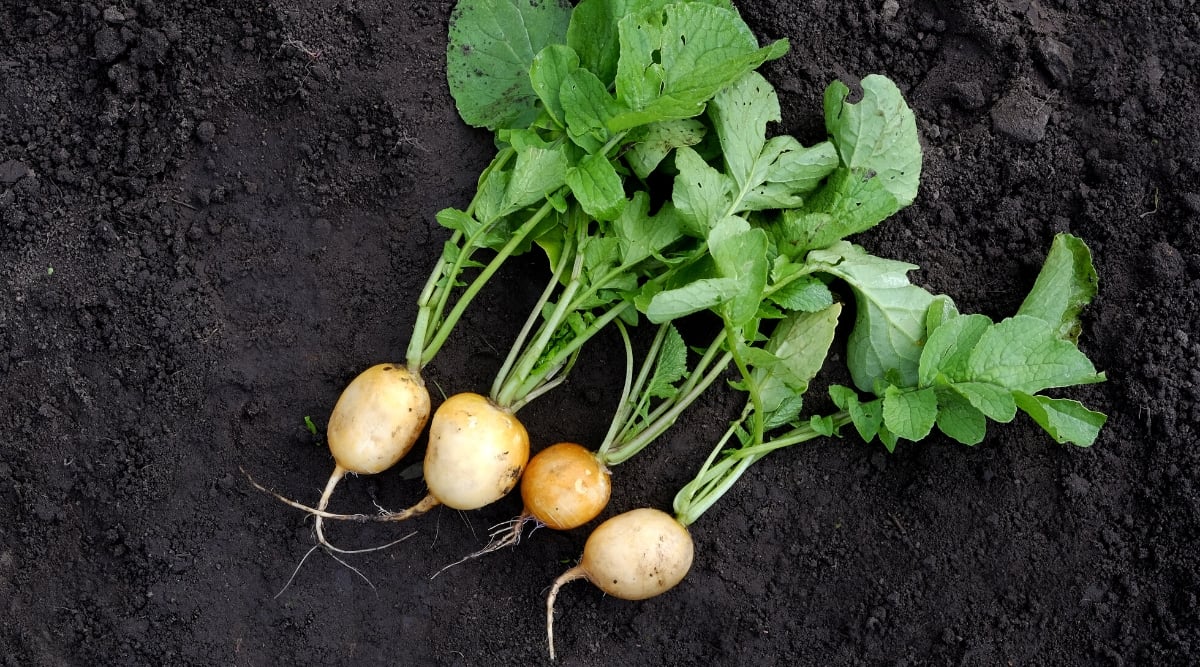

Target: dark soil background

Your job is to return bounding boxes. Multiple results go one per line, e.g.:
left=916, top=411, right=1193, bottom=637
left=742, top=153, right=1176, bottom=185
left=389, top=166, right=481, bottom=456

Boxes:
left=2, top=1, right=1198, bottom=665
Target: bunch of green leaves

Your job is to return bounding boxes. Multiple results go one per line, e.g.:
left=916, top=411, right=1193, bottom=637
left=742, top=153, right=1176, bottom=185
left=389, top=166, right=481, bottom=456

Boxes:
left=440, top=0, right=802, bottom=409
left=825, top=233, right=1107, bottom=450
left=627, top=66, right=922, bottom=447
left=673, top=234, right=1107, bottom=526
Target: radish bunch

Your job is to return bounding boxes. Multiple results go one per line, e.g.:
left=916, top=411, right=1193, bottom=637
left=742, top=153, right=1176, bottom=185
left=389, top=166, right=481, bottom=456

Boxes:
left=245, top=1, right=1108, bottom=662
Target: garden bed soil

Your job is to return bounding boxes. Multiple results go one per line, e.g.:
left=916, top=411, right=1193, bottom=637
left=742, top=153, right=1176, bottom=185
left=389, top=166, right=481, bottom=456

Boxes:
left=2, top=1, right=1198, bottom=665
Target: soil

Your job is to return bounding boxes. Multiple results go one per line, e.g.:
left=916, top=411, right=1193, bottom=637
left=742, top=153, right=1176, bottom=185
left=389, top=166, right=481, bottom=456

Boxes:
left=2, top=1, right=1198, bottom=665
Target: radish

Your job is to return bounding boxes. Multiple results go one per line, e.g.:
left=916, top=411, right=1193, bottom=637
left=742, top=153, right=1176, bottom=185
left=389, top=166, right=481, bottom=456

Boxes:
left=546, top=508, right=693, bottom=660
left=392, top=392, right=530, bottom=516
left=519, top=442, right=611, bottom=531
left=245, top=363, right=431, bottom=553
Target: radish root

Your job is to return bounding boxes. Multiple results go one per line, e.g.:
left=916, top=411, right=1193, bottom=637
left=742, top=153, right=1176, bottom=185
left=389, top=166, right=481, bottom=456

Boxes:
left=546, top=565, right=588, bottom=661
left=243, top=467, right=421, bottom=553
left=430, top=513, right=537, bottom=579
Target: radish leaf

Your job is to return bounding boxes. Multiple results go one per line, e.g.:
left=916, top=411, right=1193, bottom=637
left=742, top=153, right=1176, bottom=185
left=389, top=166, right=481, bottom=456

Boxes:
left=447, top=0, right=572, bottom=130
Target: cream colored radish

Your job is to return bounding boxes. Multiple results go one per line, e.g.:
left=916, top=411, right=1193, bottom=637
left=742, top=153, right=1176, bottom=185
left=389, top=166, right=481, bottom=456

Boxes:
left=546, top=508, right=694, bottom=659
left=327, top=364, right=431, bottom=474
left=246, top=363, right=431, bottom=553
left=396, top=392, right=530, bottom=514
left=268, top=391, right=532, bottom=524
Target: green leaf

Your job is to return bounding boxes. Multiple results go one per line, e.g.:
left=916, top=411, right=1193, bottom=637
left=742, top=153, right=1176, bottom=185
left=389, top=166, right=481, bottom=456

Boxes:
left=529, top=44, right=580, bottom=129
left=761, top=139, right=840, bottom=194
left=740, top=138, right=839, bottom=211
left=709, top=71, right=780, bottom=192
left=923, top=295, right=959, bottom=337
left=824, top=75, right=921, bottom=208
left=918, top=313, right=992, bottom=386
left=446, top=0, right=572, bottom=130
left=877, top=422, right=899, bottom=452
left=561, top=67, right=624, bottom=153
left=610, top=3, right=788, bottom=130
left=782, top=75, right=922, bottom=252
left=436, top=208, right=510, bottom=253
left=709, top=217, right=769, bottom=326
left=948, top=381, right=1017, bottom=422
left=647, top=324, right=688, bottom=399
left=769, top=275, right=834, bottom=312
left=829, top=384, right=882, bottom=443
left=808, top=413, right=838, bottom=437
left=752, top=304, right=842, bottom=425
left=933, top=388, right=987, bottom=446
left=613, top=192, right=685, bottom=267
left=882, top=385, right=937, bottom=442
left=706, top=73, right=840, bottom=213
left=645, top=276, right=742, bottom=323
left=1016, top=234, right=1099, bottom=343
left=626, top=118, right=707, bottom=179
left=503, top=143, right=569, bottom=212
left=809, top=242, right=935, bottom=393
left=567, top=0, right=734, bottom=85
left=565, top=152, right=626, bottom=221
left=967, top=315, right=1105, bottom=394
left=673, top=146, right=734, bottom=236
left=1013, top=392, right=1107, bottom=447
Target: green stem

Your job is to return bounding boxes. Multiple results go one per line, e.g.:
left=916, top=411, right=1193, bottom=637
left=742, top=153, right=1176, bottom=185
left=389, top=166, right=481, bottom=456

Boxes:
left=504, top=301, right=631, bottom=412
left=600, top=335, right=734, bottom=467
left=673, top=409, right=852, bottom=527
left=405, top=229, right=463, bottom=371
left=595, top=320, right=639, bottom=461
left=492, top=219, right=589, bottom=409
left=488, top=232, right=576, bottom=401
left=724, top=323, right=765, bottom=443
left=418, top=198, right=559, bottom=368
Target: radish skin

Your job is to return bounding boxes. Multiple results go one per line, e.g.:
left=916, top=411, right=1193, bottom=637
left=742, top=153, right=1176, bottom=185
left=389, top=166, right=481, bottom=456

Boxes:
left=546, top=508, right=694, bottom=659
left=327, top=364, right=431, bottom=475
left=521, top=442, right=611, bottom=531
left=384, top=392, right=530, bottom=520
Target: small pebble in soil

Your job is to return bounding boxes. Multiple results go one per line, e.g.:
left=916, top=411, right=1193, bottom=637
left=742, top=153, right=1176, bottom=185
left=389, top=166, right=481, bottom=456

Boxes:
left=949, top=80, right=986, bottom=110
left=0, top=160, right=30, bottom=185
left=1036, top=37, right=1074, bottom=88
left=1148, top=241, right=1186, bottom=284
left=195, top=121, right=216, bottom=144
left=94, top=26, right=125, bottom=63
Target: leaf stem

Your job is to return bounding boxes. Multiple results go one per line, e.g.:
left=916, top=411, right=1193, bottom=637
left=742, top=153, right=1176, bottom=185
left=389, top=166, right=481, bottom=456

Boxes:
left=600, top=330, right=734, bottom=466
left=418, top=198, right=559, bottom=368
left=673, top=409, right=852, bottom=526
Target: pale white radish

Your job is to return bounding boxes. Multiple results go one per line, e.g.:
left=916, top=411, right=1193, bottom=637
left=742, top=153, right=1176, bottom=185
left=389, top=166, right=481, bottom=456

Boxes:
left=546, top=508, right=694, bottom=660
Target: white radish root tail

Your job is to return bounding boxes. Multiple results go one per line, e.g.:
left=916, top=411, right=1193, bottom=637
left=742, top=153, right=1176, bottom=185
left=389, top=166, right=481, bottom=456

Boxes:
left=430, top=513, right=536, bottom=579
left=546, top=565, right=588, bottom=661
left=376, top=492, right=442, bottom=522
left=242, top=466, right=420, bottom=554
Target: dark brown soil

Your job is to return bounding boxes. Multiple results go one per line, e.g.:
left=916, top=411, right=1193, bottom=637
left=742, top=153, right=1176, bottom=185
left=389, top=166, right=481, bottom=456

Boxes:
left=2, top=1, right=1198, bottom=665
